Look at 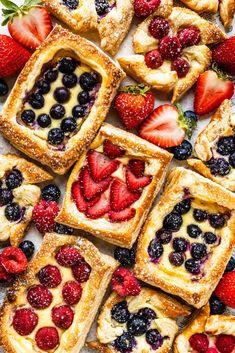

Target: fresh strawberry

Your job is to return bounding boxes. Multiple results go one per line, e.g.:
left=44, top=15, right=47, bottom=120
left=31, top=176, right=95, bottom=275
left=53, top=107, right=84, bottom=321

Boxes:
left=128, top=159, right=145, bottom=177
left=71, top=180, right=99, bottom=213
left=111, top=267, right=141, bottom=296
left=212, top=36, right=235, bottom=75
left=194, top=69, right=234, bottom=116
left=32, top=200, right=59, bottom=234
left=0, top=35, right=30, bottom=78
left=86, top=191, right=111, bottom=219
left=115, top=84, right=155, bottom=129
left=139, top=104, right=196, bottom=148
left=109, top=208, right=136, bottom=223
left=103, top=140, right=125, bottom=159
left=81, top=166, right=111, bottom=201
left=110, top=179, right=141, bottom=212
left=214, top=271, right=235, bottom=308
left=126, top=167, right=152, bottom=191
left=134, top=0, right=160, bottom=17
left=88, top=150, right=119, bottom=181
left=1, top=0, right=53, bottom=50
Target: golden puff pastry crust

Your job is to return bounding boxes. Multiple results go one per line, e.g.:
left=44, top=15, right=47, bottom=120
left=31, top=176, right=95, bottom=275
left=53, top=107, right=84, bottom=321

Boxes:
left=118, top=7, right=226, bottom=103
left=188, top=100, right=235, bottom=191
left=87, top=287, right=191, bottom=353
left=0, top=25, right=125, bottom=175
left=220, top=0, right=235, bottom=28
left=0, top=153, right=52, bottom=246
left=56, top=123, right=172, bottom=248
left=0, top=232, right=118, bottom=353
left=43, top=0, right=134, bottom=55
left=134, top=167, right=235, bottom=308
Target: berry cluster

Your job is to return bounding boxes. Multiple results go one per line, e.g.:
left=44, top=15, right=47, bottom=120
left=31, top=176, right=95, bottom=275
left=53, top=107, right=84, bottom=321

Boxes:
left=189, top=332, right=235, bottom=353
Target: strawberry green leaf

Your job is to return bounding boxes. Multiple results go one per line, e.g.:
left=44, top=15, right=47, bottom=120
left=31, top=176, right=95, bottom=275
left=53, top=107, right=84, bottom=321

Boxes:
left=0, top=0, right=19, bottom=10
left=176, top=104, right=197, bottom=139
left=0, top=0, right=43, bottom=25
left=119, top=83, right=152, bottom=96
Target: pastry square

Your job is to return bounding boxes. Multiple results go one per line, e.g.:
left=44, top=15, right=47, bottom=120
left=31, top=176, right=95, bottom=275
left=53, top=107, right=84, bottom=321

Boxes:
left=174, top=304, right=235, bottom=353
left=0, top=232, right=117, bottom=353
left=43, top=0, right=134, bottom=55
left=0, top=25, right=125, bottom=175
left=56, top=123, right=172, bottom=248
left=0, top=153, right=52, bottom=246
left=118, top=7, right=226, bottom=103
left=188, top=100, right=235, bottom=192
left=134, top=167, right=235, bottom=308
left=88, top=287, right=191, bottom=353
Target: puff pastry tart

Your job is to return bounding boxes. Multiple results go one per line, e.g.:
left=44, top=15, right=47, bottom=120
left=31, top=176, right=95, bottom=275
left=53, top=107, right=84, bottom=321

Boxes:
left=43, top=0, right=134, bottom=55
left=0, top=154, right=52, bottom=246
left=56, top=123, right=172, bottom=248
left=118, top=7, right=226, bottom=103
left=174, top=304, right=235, bottom=353
left=87, top=287, right=191, bottom=353
left=134, top=167, right=235, bottom=308
left=0, top=232, right=117, bottom=353
left=0, top=25, right=125, bottom=175
left=188, top=100, right=235, bottom=192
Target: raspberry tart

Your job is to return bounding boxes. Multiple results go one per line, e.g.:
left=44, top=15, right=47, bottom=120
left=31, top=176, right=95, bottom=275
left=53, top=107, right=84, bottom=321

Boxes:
left=56, top=123, right=172, bottom=248
left=0, top=25, right=125, bottom=175
left=0, top=154, right=52, bottom=246
left=118, top=6, right=226, bottom=102
left=0, top=232, right=117, bottom=353
left=88, top=287, right=190, bottom=353
left=134, top=167, right=235, bottom=308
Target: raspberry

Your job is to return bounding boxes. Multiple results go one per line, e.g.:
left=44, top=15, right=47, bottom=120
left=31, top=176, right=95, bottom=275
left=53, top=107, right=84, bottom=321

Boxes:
left=52, top=305, right=74, bottom=329
left=111, top=267, right=141, bottom=297
left=38, top=265, right=62, bottom=288
left=56, top=245, right=82, bottom=267
left=159, top=36, right=182, bottom=61
left=189, top=333, right=209, bottom=352
left=215, top=335, right=235, bottom=353
left=0, top=255, right=13, bottom=282
left=12, top=308, right=38, bottom=336
left=145, top=50, right=163, bottom=69
left=72, top=261, right=91, bottom=283
left=215, top=271, right=235, bottom=308
left=1, top=247, right=27, bottom=274
left=177, top=26, right=201, bottom=48
left=171, top=58, right=190, bottom=78
left=35, top=327, right=59, bottom=350
left=149, top=16, right=170, bottom=39
left=206, top=349, right=218, bottom=353
left=134, top=0, right=160, bottom=17
left=62, top=281, right=82, bottom=305
left=32, top=200, right=59, bottom=234
left=27, top=285, right=53, bottom=309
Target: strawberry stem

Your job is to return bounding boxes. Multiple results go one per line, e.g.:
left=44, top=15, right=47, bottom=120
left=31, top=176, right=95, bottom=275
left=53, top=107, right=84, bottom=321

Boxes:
left=176, top=104, right=197, bottom=139
left=119, top=83, right=151, bottom=96
left=0, top=0, right=44, bottom=25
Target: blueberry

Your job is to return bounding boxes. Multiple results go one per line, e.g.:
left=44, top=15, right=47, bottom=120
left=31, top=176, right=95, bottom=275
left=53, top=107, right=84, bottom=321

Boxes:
left=185, top=258, right=200, bottom=274
left=169, top=251, right=184, bottom=266
left=111, top=301, right=130, bottom=323
left=78, top=91, right=90, bottom=105
left=19, top=240, right=35, bottom=259
left=29, top=92, right=44, bottom=109
left=54, top=223, right=74, bottom=235
left=37, top=114, right=51, bottom=128
left=50, top=104, right=65, bottom=119
left=0, top=78, right=9, bottom=96
left=210, top=296, right=226, bottom=315
left=114, top=247, right=135, bottom=267
left=137, top=308, right=156, bottom=322
left=5, top=203, right=21, bottom=222
left=79, top=72, right=98, bottom=91
left=206, top=158, right=231, bottom=176
left=62, top=73, right=77, bottom=88
left=225, top=256, right=235, bottom=272
left=193, top=209, right=207, bottom=222
left=58, top=57, right=77, bottom=74
left=42, top=184, right=61, bottom=202
left=62, top=0, right=79, bottom=10
left=61, top=117, right=77, bottom=133
left=44, top=68, right=58, bottom=83
left=146, top=329, right=163, bottom=348
left=127, top=314, right=149, bottom=336
left=36, top=79, right=50, bottom=94
left=6, top=169, right=23, bottom=189
left=204, top=232, right=217, bottom=244
left=95, top=0, right=109, bottom=15
left=48, top=128, right=64, bottom=145
left=113, top=332, right=136, bottom=353
left=216, top=136, right=235, bottom=156
left=184, top=110, right=198, bottom=122
left=187, top=224, right=202, bottom=238
left=0, top=189, right=13, bottom=206
left=148, top=240, right=164, bottom=260
left=54, top=87, right=70, bottom=103
left=173, top=237, right=188, bottom=252
left=191, top=243, right=207, bottom=260
left=21, top=110, right=35, bottom=125
left=163, top=212, right=183, bottom=231
left=72, top=105, right=87, bottom=118
left=156, top=229, right=172, bottom=244
left=209, top=214, right=225, bottom=229
left=170, top=140, right=192, bottom=160
left=174, top=198, right=191, bottom=215
left=229, top=152, right=235, bottom=168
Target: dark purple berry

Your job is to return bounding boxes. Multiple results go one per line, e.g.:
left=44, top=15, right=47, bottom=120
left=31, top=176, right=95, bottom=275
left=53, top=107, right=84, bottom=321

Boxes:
left=0, top=78, right=9, bottom=96
left=50, top=104, right=65, bottom=119
left=78, top=91, right=90, bottom=105
left=173, top=237, right=188, bottom=252
left=79, top=72, right=98, bottom=91
left=174, top=198, right=191, bottom=215
left=5, top=203, right=21, bottom=222
left=204, top=232, right=217, bottom=244
left=44, top=68, right=58, bottom=82
left=61, top=118, right=77, bottom=133
left=185, top=258, right=200, bottom=274
left=146, top=329, right=163, bottom=349
left=62, top=74, right=77, bottom=88
left=193, top=209, right=207, bottom=222
left=54, top=87, right=70, bottom=103
left=54, top=223, right=74, bottom=235
left=114, top=247, right=135, bottom=267
left=21, top=110, right=35, bottom=125
left=6, top=169, right=23, bottom=189
left=210, top=296, right=226, bottom=315
left=169, top=251, right=184, bottom=266
left=190, top=243, right=207, bottom=260
left=137, top=308, right=156, bottom=322
left=42, top=184, right=61, bottom=202
left=111, top=301, right=130, bottom=324
left=19, top=240, right=35, bottom=259
left=113, top=332, right=136, bottom=353
left=127, top=314, right=149, bottom=336
left=209, top=214, right=225, bottom=229
left=156, top=229, right=172, bottom=244
left=29, top=92, right=44, bottom=109
left=37, top=114, right=51, bottom=128
left=187, top=224, right=202, bottom=238
left=216, top=136, right=235, bottom=156
left=225, top=256, right=235, bottom=272
left=148, top=240, right=164, bottom=260
left=163, top=212, right=183, bottom=231
left=72, top=105, right=86, bottom=118
left=48, top=128, right=64, bottom=145
left=58, top=57, right=77, bottom=74
left=0, top=189, right=13, bottom=206
left=36, top=79, right=50, bottom=94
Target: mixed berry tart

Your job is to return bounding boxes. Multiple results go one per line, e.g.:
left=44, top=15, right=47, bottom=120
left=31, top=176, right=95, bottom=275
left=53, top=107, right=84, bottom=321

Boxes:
left=0, top=25, right=124, bottom=175
left=0, top=154, right=52, bottom=246
left=44, top=0, right=134, bottom=55
left=134, top=167, right=235, bottom=308
left=0, top=232, right=117, bottom=353
left=118, top=6, right=226, bottom=102
left=88, top=287, right=190, bottom=353
left=56, top=123, right=172, bottom=248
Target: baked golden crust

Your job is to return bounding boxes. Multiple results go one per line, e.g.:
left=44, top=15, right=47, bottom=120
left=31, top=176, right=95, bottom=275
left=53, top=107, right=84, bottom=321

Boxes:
left=0, top=25, right=125, bottom=175
left=220, top=0, right=235, bottom=28
left=134, top=167, right=235, bottom=308
left=0, top=232, right=118, bottom=353
left=56, top=123, right=172, bottom=248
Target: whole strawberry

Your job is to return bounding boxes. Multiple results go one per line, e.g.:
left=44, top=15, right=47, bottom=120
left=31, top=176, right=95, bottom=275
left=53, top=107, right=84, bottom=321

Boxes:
left=32, top=200, right=59, bottom=234
left=134, top=0, right=160, bottom=17
left=212, top=36, right=235, bottom=76
left=115, top=84, right=154, bottom=129
left=214, top=271, right=235, bottom=309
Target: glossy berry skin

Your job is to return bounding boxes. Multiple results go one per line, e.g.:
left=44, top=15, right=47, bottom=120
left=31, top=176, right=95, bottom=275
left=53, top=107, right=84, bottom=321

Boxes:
left=173, top=237, right=188, bottom=252
left=72, top=261, right=91, bottom=283
left=6, top=169, right=23, bottom=189
left=225, top=256, right=235, bottom=272
left=79, top=72, right=98, bottom=91
left=184, top=110, right=198, bottom=122
left=156, top=229, right=172, bottom=244
left=35, top=327, right=59, bottom=351
left=210, top=296, right=226, bottom=315
left=149, top=16, right=170, bottom=39
left=229, top=152, right=235, bottom=168
left=95, top=0, right=109, bottom=16
left=48, top=128, right=64, bottom=145
left=0, top=78, right=9, bottom=96
left=206, top=158, right=231, bottom=177
left=137, top=307, right=156, bottom=322
left=52, top=305, right=74, bottom=329
left=19, top=240, right=35, bottom=259
left=174, top=198, right=191, bottom=215
left=187, top=224, right=202, bottom=238
left=148, top=240, right=164, bottom=260
left=146, top=329, right=163, bottom=348
left=54, top=87, right=70, bottom=103
left=215, top=272, right=235, bottom=308
left=38, top=265, right=62, bottom=288
left=13, top=308, right=38, bottom=336
left=62, top=281, right=82, bottom=305
left=21, top=110, right=35, bottom=124
left=114, top=247, right=135, bottom=267
left=177, top=26, right=201, bottom=48
left=169, top=251, right=184, bottom=266
left=78, top=91, right=90, bottom=105
left=36, top=79, right=50, bottom=94
left=113, top=332, right=136, bottom=353
left=159, top=36, right=182, bottom=61
left=111, top=301, right=130, bottom=323
left=29, top=92, right=44, bottom=109
left=1, top=246, right=27, bottom=274
left=62, top=0, right=79, bottom=10
left=27, top=285, right=53, bottom=309
left=61, top=117, right=77, bottom=133
left=204, top=232, right=217, bottom=244
left=58, top=57, right=77, bottom=74
left=209, top=214, right=225, bottom=229
left=171, top=58, right=190, bottom=78
left=54, top=223, right=74, bottom=235
left=42, top=184, right=61, bottom=202
left=145, top=50, right=163, bottom=69
left=72, top=105, right=87, bottom=118
left=127, top=314, right=149, bottom=336
left=50, top=104, right=65, bottom=119
left=193, top=209, right=207, bottom=222
left=37, top=114, right=51, bottom=128
left=44, top=68, right=58, bottom=82
left=0, top=189, right=13, bottom=206
left=163, top=212, right=183, bottom=231
left=170, top=140, right=192, bottom=160
left=185, top=258, right=200, bottom=274
left=190, top=243, right=207, bottom=260
left=62, top=73, right=77, bottom=88
left=5, top=203, right=21, bottom=222
left=216, top=136, right=235, bottom=156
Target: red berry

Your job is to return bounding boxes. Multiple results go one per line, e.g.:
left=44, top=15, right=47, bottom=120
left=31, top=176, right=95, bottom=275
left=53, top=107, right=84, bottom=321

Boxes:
left=62, top=281, right=82, bottom=305
left=109, top=208, right=136, bottom=223
left=149, top=16, right=170, bottom=39
left=27, top=284, right=53, bottom=309
left=128, top=159, right=145, bottom=177
left=189, top=333, right=209, bottom=352
left=145, top=50, right=163, bottom=69
left=72, top=261, right=91, bottom=283
left=32, top=200, right=59, bottom=234
left=51, top=305, right=74, bottom=329
left=178, top=26, right=201, bottom=48
left=56, top=245, right=82, bottom=267
left=215, top=271, right=235, bottom=308
left=0, top=255, right=13, bottom=282
left=1, top=247, right=27, bottom=274
left=134, top=0, right=160, bottom=17
left=206, top=349, right=219, bottom=353
left=215, top=335, right=235, bottom=353
left=103, top=140, right=125, bottom=159
left=159, top=36, right=182, bottom=61
left=13, top=308, right=38, bottom=336
left=35, top=327, right=59, bottom=350
left=38, top=265, right=62, bottom=288
left=171, top=57, right=190, bottom=78
left=111, top=267, right=141, bottom=297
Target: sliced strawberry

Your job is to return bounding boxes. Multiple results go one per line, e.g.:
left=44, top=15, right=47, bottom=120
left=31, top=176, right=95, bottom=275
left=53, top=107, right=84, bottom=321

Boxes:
left=72, top=177, right=99, bottom=213
left=81, top=166, right=111, bottom=201
left=126, top=167, right=152, bottom=191
left=128, top=159, right=145, bottom=177
left=103, top=140, right=125, bottom=159
left=86, top=191, right=111, bottom=219
left=109, top=208, right=136, bottom=223
left=110, top=179, right=141, bottom=212
left=88, top=150, right=120, bottom=181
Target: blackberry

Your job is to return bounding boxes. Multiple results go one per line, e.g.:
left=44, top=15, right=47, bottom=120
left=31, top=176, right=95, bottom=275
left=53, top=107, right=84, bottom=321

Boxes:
left=163, top=212, right=183, bottom=231
left=114, top=247, right=135, bottom=267
left=216, top=136, right=235, bottom=156
left=210, top=296, right=226, bottom=315
left=48, top=128, right=64, bottom=145
left=37, top=114, right=51, bottom=128
left=58, top=57, right=77, bottom=74
left=225, top=256, right=235, bottom=272
left=6, top=169, right=23, bottom=189
left=169, top=251, right=184, bottom=266
left=174, top=198, right=191, bottom=215
left=62, top=73, right=77, bottom=88
left=187, top=224, right=202, bottom=238
left=156, top=229, right=172, bottom=244
left=190, top=243, right=207, bottom=260
left=206, top=158, right=231, bottom=176
left=54, top=223, right=74, bottom=235
left=193, top=209, right=207, bottom=222
left=209, top=214, right=225, bottom=229
left=5, top=203, right=21, bottom=222
left=113, top=332, right=136, bottom=353
left=148, top=240, right=164, bottom=260
left=170, top=140, right=192, bottom=160
left=42, top=184, right=61, bottom=202
left=19, top=240, right=35, bottom=259
left=111, top=301, right=130, bottom=324
left=127, top=314, right=149, bottom=336
left=185, top=258, right=200, bottom=274
left=21, top=110, right=35, bottom=125
left=172, top=237, right=188, bottom=252
left=50, top=104, right=65, bottom=119
left=54, top=87, right=70, bottom=104
left=79, top=72, right=98, bottom=91
left=204, top=232, right=217, bottom=244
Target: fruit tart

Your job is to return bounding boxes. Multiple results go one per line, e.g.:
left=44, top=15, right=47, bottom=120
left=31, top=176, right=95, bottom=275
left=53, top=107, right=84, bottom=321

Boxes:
left=0, top=154, right=52, bottom=246
left=134, top=167, right=235, bottom=308
left=43, top=0, right=134, bottom=55
left=0, top=232, right=117, bottom=353
left=56, top=123, right=172, bottom=248
left=0, top=25, right=125, bottom=175
left=118, top=7, right=226, bottom=103
left=88, top=287, right=191, bottom=353
left=174, top=304, right=235, bottom=353
left=188, top=100, right=235, bottom=192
